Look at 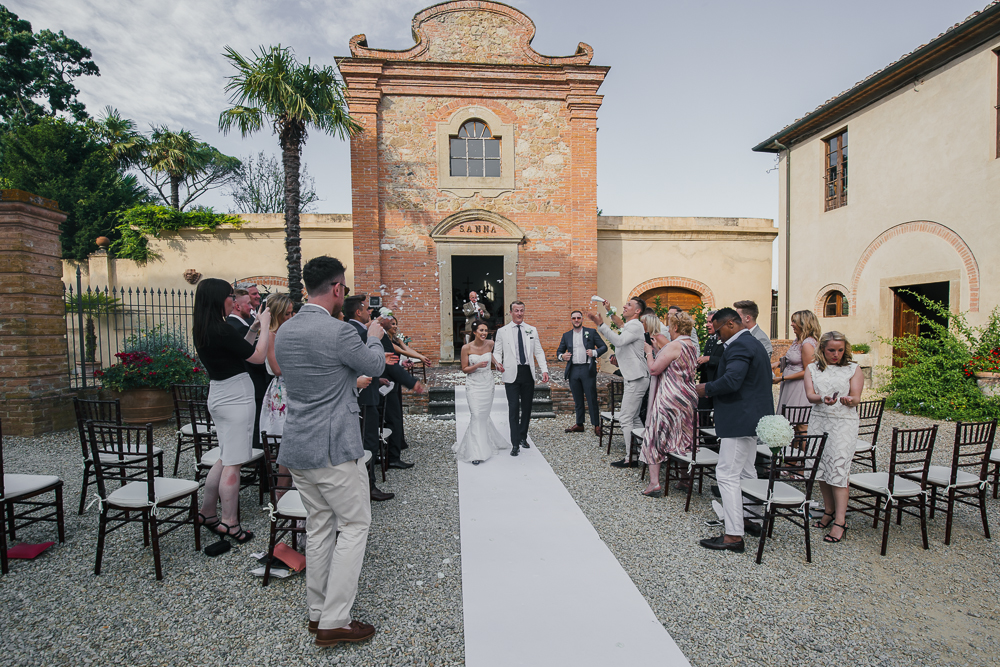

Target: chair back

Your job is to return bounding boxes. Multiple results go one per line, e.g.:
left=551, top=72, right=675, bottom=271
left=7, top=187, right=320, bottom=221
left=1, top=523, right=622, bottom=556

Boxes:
left=951, top=419, right=997, bottom=483
left=172, top=383, right=209, bottom=428
left=857, top=399, right=886, bottom=448
left=887, top=425, right=937, bottom=491
left=86, top=421, right=157, bottom=503
left=763, top=433, right=828, bottom=499
left=607, top=379, right=624, bottom=415
left=780, top=404, right=812, bottom=427
left=691, top=408, right=715, bottom=461
left=73, top=397, right=122, bottom=460
left=186, top=401, right=216, bottom=461
left=260, top=432, right=293, bottom=505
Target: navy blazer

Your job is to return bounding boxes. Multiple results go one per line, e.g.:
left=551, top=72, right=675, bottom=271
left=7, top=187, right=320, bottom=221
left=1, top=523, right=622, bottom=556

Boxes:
left=704, top=331, right=774, bottom=438
left=380, top=333, right=417, bottom=391
left=556, top=327, right=608, bottom=377
left=348, top=320, right=380, bottom=407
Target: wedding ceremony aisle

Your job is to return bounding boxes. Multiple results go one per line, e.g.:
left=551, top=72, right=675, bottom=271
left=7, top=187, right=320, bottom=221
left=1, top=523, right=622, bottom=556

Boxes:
left=454, top=386, right=691, bottom=666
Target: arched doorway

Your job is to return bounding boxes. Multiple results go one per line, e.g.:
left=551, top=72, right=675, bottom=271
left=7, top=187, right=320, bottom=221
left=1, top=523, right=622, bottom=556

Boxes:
left=638, top=286, right=703, bottom=312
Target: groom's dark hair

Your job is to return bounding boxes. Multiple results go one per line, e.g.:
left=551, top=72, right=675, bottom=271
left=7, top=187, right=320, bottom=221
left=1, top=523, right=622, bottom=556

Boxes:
left=712, top=307, right=741, bottom=328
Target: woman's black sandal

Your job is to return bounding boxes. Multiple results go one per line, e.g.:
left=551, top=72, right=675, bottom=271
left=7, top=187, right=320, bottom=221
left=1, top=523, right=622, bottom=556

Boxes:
left=217, top=522, right=254, bottom=544
left=197, top=512, right=221, bottom=532
left=824, top=522, right=848, bottom=543
left=812, top=511, right=834, bottom=529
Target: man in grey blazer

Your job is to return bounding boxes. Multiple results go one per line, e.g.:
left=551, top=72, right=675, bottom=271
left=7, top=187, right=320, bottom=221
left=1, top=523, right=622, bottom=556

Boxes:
left=734, top=299, right=773, bottom=357
left=276, top=256, right=386, bottom=647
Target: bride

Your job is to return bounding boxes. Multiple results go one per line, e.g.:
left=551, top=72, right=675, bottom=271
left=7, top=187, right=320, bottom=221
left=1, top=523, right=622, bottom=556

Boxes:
left=454, top=319, right=508, bottom=464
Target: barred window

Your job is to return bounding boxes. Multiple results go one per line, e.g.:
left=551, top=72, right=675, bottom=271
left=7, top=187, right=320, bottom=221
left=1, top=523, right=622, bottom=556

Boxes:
left=450, top=120, right=501, bottom=178
left=825, top=130, right=848, bottom=211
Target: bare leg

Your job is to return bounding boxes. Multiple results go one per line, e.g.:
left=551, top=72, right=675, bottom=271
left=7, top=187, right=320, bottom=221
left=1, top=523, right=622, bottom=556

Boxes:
left=828, top=485, right=850, bottom=540
left=644, top=463, right=661, bottom=494
left=218, top=465, right=242, bottom=526
left=199, top=459, right=224, bottom=518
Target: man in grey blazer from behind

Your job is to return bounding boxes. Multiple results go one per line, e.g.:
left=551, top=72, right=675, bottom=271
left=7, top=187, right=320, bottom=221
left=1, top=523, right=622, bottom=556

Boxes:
left=276, top=256, right=386, bottom=647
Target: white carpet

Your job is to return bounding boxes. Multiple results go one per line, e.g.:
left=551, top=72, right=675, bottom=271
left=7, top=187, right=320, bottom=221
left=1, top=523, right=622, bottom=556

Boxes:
left=455, top=385, right=691, bottom=667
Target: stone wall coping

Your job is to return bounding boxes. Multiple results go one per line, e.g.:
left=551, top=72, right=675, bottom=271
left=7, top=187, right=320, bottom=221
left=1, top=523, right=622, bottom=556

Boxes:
left=598, top=216, right=775, bottom=231
left=0, top=189, right=63, bottom=213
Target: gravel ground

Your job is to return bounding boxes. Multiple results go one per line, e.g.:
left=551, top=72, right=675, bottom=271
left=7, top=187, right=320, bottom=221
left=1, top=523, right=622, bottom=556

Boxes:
left=3, top=400, right=1000, bottom=667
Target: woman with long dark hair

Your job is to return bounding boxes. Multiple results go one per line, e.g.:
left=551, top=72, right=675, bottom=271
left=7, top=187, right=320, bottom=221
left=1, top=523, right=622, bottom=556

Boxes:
left=192, top=278, right=271, bottom=543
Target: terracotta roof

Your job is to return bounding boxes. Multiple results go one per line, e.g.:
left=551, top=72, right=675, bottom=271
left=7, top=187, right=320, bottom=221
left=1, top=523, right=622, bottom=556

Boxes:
left=754, top=2, right=1000, bottom=152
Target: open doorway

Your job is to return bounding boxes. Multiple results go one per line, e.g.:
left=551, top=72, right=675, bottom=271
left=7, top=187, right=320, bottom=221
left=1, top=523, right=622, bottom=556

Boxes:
left=891, top=281, right=949, bottom=366
left=451, top=255, right=504, bottom=357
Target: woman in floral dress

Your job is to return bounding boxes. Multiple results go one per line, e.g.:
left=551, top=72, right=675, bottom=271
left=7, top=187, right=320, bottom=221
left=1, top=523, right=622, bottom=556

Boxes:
left=640, top=311, right=699, bottom=497
left=259, top=293, right=294, bottom=437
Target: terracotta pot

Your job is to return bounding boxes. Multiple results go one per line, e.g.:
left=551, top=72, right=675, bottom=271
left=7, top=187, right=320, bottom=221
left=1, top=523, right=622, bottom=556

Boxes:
left=974, top=372, right=1000, bottom=379
left=111, top=388, right=174, bottom=424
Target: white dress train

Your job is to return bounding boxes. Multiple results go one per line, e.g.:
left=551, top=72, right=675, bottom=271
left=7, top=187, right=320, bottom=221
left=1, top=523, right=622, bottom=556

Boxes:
left=453, top=353, right=508, bottom=463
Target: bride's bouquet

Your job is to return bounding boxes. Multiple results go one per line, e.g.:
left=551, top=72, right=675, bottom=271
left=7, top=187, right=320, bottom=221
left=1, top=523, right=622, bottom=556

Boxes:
left=756, top=415, right=795, bottom=456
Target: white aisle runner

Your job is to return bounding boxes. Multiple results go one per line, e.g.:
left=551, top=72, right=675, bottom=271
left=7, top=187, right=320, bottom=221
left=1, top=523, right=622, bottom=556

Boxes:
left=455, top=385, right=691, bottom=667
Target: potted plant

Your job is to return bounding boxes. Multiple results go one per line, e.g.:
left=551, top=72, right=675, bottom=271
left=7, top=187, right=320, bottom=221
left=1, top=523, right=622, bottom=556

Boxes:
left=95, top=325, right=203, bottom=423
left=851, top=342, right=871, bottom=367
left=65, top=291, right=120, bottom=376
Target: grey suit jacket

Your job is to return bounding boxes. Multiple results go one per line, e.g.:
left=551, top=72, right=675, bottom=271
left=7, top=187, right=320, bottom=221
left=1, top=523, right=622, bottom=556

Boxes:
left=275, top=305, right=386, bottom=469
left=749, top=324, right=773, bottom=357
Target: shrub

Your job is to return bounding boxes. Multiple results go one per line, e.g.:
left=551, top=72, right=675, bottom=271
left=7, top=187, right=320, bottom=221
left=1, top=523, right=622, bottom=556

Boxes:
left=109, top=204, right=243, bottom=263
left=851, top=342, right=871, bottom=354
left=96, top=325, right=201, bottom=391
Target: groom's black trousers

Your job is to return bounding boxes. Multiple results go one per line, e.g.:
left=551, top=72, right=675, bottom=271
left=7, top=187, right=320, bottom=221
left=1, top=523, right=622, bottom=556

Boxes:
left=505, top=364, right=534, bottom=445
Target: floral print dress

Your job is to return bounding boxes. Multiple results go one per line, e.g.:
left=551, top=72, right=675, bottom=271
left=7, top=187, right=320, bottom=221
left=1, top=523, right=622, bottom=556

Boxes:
left=259, top=358, right=286, bottom=437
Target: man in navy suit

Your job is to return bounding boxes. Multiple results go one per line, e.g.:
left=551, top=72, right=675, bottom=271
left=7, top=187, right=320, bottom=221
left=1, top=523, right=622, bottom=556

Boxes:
left=695, top=307, right=774, bottom=552
left=556, top=311, right=608, bottom=435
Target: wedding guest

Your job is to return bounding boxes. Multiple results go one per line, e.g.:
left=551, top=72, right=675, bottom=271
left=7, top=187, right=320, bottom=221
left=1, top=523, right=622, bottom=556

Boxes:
left=388, top=316, right=432, bottom=367
left=696, top=307, right=773, bottom=552
left=463, top=291, right=487, bottom=342
left=229, top=288, right=272, bottom=451
left=275, top=255, right=385, bottom=646
left=192, top=278, right=272, bottom=543
left=667, top=305, right=699, bottom=346
left=376, top=311, right=426, bottom=469
left=259, top=293, right=293, bottom=497
left=804, top=331, right=863, bottom=544
left=588, top=297, right=650, bottom=468
left=557, top=310, right=608, bottom=436
left=640, top=311, right=699, bottom=496
left=774, top=310, right=821, bottom=427
left=696, top=312, right=722, bottom=411
left=246, top=284, right=262, bottom=317
left=733, top=299, right=773, bottom=357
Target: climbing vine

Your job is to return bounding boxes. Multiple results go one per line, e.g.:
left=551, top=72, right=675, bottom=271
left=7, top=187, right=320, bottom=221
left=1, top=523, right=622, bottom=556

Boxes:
left=109, top=204, right=242, bottom=263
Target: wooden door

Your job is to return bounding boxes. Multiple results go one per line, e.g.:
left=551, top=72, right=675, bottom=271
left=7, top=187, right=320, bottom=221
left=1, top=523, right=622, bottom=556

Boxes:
left=639, top=287, right=702, bottom=313
left=892, top=292, right=920, bottom=367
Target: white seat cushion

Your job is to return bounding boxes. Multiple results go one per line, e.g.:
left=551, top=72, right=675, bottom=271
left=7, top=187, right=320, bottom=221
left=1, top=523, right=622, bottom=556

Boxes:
left=990, top=449, right=1000, bottom=463
left=850, top=472, right=923, bottom=497
left=97, top=447, right=163, bottom=465
left=600, top=411, right=620, bottom=422
left=362, top=450, right=373, bottom=465
left=922, top=465, right=982, bottom=488
left=107, top=477, right=200, bottom=508
left=670, top=448, right=720, bottom=466
left=700, top=427, right=717, bottom=437
left=178, top=422, right=214, bottom=436
left=198, top=447, right=263, bottom=468
left=379, top=428, right=393, bottom=441
left=276, top=490, right=307, bottom=518
left=854, top=439, right=874, bottom=453
left=741, top=479, right=805, bottom=505
left=3, top=473, right=61, bottom=500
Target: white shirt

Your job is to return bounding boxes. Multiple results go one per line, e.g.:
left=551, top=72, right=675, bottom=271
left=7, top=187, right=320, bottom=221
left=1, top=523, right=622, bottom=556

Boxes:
left=723, top=327, right=748, bottom=348
left=301, top=303, right=330, bottom=317
left=514, top=323, right=529, bottom=364
left=572, top=329, right=587, bottom=364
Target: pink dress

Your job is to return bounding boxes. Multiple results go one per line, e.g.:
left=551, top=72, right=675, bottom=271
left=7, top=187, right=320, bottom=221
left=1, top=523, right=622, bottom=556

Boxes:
left=642, top=337, right=699, bottom=465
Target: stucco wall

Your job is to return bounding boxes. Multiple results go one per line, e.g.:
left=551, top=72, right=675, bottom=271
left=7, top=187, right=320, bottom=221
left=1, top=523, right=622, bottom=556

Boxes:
left=776, top=36, right=1000, bottom=365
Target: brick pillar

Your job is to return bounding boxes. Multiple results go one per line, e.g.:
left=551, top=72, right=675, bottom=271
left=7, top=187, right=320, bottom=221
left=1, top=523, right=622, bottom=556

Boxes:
left=0, top=190, right=75, bottom=435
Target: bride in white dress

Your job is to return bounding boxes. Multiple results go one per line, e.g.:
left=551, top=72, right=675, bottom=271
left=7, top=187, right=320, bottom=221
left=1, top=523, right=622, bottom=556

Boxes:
left=454, top=320, right=508, bottom=464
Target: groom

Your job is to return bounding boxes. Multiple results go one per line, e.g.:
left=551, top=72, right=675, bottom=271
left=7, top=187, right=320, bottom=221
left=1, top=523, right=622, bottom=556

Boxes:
left=494, top=300, right=549, bottom=456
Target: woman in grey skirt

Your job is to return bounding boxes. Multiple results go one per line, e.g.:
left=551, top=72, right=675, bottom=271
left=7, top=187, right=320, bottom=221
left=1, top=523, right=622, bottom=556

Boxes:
left=192, top=279, right=272, bottom=543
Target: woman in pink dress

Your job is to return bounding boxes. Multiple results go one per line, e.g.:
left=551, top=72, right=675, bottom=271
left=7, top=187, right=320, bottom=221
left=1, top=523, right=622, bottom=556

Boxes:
left=640, top=311, right=700, bottom=497
left=774, top=310, right=821, bottom=431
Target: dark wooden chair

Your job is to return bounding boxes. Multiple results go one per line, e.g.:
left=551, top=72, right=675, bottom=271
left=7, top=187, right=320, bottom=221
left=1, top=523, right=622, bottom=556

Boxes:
left=663, top=409, right=721, bottom=512
left=742, top=433, right=828, bottom=564
left=852, top=399, right=886, bottom=472
left=360, top=404, right=391, bottom=482
left=259, top=432, right=307, bottom=586
left=171, top=383, right=210, bottom=476
left=189, top=401, right=266, bottom=506
left=73, top=397, right=164, bottom=515
left=849, top=425, right=937, bottom=556
left=600, top=379, right=624, bottom=454
left=903, top=419, right=996, bottom=545
left=1, top=419, right=65, bottom=575
left=87, top=421, right=200, bottom=580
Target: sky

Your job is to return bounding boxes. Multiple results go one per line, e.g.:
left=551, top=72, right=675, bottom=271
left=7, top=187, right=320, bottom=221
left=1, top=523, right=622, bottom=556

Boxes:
left=10, top=0, right=994, bottom=284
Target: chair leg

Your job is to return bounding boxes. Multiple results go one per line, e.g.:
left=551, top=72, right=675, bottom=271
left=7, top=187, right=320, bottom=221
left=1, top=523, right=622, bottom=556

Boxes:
left=55, top=485, right=65, bottom=543
left=94, top=510, right=108, bottom=575
left=880, top=501, right=892, bottom=556
left=870, top=448, right=877, bottom=473
left=928, top=487, right=937, bottom=520
left=804, top=507, right=813, bottom=564
left=943, top=489, right=956, bottom=546
left=79, top=460, right=93, bottom=515
left=191, top=495, right=201, bottom=552
left=263, top=521, right=278, bottom=587
left=150, top=513, right=163, bottom=581
left=156, top=452, right=164, bottom=478
left=919, top=498, right=929, bottom=551
left=979, top=488, right=991, bottom=540
left=142, top=514, right=150, bottom=547
left=1, top=503, right=8, bottom=575
left=755, top=511, right=771, bottom=564
left=173, top=438, right=183, bottom=476
left=684, top=471, right=694, bottom=513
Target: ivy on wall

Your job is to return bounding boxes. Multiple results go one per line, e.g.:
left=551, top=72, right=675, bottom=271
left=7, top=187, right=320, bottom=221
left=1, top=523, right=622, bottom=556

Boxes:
left=110, top=204, right=243, bottom=263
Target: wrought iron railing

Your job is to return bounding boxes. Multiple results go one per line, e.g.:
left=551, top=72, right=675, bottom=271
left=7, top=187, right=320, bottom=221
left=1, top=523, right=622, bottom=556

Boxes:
left=64, top=267, right=195, bottom=389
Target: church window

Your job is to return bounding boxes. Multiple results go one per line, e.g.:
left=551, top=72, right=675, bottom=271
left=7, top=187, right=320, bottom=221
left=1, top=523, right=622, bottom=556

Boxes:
left=824, top=130, right=848, bottom=211
left=450, top=120, right=501, bottom=178
left=824, top=290, right=849, bottom=317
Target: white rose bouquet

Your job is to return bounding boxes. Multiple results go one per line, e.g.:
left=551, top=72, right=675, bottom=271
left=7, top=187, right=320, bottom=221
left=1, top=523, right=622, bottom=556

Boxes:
left=756, top=415, right=795, bottom=455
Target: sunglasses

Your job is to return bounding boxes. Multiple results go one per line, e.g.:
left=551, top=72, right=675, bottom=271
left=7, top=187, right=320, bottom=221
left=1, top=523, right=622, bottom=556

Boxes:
left=332, top=281, right=350, bottom=296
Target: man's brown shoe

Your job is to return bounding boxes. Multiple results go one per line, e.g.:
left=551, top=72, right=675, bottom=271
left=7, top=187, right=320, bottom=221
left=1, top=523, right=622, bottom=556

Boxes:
left=307, top=620, right=318, bottom=634
left=315, top=620, right=376, bottom=646
left=564, top=424, right=585, bottom=433
left=594, top=425, right=603, bottom=437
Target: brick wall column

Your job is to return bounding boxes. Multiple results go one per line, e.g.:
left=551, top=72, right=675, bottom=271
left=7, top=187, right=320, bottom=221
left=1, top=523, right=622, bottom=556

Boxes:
left=0, top=191, right=74, bottom=435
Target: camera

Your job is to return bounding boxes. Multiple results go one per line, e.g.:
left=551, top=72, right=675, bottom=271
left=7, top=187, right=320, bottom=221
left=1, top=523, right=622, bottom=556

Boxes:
left=369, top=295, right=382, bottom=308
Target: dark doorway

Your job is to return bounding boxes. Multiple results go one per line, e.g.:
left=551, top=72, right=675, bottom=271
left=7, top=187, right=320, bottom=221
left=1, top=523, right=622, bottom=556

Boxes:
left=452, top=255, right=504, bottom=356
left=891, top=281, right=949, bottom=367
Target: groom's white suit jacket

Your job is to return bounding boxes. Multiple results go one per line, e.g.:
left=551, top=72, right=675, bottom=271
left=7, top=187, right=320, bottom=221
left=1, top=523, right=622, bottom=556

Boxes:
left=494, top=321, right=549, bottom=383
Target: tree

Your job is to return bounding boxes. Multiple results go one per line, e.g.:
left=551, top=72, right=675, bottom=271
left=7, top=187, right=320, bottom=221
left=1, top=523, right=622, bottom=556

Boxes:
left=91, top=106, right=145, bottom=169
left=226, top=150, right=319, bottom=214
left=139, top=127, right=241, bottom=211
left=0, top=117, right=148, bottom=259
left=219, top=44, right=360, bottom=303
left=0, top=5, right=99, bottom=125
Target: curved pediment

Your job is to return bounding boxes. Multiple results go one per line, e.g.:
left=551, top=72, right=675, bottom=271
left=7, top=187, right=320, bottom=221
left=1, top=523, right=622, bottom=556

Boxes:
left=431, top=210, right=525, bottom=243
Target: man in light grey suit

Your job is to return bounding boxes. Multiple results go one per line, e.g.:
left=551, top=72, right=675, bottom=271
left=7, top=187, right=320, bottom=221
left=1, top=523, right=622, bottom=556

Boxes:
left=734, top=299, right=773, bottom=357
left=276, top=256, right=386, bottom=647
left=588, top=296, right=651, bottom=468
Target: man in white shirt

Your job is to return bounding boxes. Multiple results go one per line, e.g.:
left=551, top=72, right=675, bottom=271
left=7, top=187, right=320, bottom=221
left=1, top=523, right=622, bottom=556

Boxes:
left=588, top=297, right=650, bottom=468
left=557, top=311, right=608, bottom=435
left=734, top=299, right=772, bottom=357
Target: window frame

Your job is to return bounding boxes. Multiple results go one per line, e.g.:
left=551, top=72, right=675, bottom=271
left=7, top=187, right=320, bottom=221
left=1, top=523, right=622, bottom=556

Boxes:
left=824, top=291, right=849, bottom=318
left=824, top=129, right=848, bottom=211
left=436, top=107, right=515, bottom=197
left=449, top=120, right=502, bottom=179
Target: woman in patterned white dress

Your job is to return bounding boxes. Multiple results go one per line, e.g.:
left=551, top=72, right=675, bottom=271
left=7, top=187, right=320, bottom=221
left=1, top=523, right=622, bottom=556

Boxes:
left=803, top=331, right=864, bottom=543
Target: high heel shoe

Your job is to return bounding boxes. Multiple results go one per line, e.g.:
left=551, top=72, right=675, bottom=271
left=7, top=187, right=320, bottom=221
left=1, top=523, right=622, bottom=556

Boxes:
left=812, top=511, right=834, bottom=529
left=824, top=522, right=848, bottom=543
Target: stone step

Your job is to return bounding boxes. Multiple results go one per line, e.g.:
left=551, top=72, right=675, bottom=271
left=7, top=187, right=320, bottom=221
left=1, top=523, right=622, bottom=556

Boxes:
left=423, top=386, right=555, bottom=418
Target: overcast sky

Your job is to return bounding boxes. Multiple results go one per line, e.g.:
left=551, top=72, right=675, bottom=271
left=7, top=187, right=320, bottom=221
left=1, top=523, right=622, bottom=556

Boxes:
left=11, top=0, right=993, bottom=282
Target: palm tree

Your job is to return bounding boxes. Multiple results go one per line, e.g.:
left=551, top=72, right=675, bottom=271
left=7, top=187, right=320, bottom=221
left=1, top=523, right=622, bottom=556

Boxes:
left=144, top=127, right=206, bottom=210
left=93, top=106, right=146, bottom=169
left=218, top=44, right=361, bottom=303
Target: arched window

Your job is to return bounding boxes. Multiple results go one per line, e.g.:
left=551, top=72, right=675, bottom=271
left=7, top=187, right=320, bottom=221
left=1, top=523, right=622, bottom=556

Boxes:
left=824, top=290, right=849, bottom=317
left=450, top=120, right=501, bottom=178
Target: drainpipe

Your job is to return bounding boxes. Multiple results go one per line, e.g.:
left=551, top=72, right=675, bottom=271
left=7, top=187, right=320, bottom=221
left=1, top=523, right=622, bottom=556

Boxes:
left=773, top=141, right=791, bottom=339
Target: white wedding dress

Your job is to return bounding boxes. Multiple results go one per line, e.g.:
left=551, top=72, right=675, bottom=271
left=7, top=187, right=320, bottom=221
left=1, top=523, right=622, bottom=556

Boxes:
left=453, top=353, right=508, bottom=463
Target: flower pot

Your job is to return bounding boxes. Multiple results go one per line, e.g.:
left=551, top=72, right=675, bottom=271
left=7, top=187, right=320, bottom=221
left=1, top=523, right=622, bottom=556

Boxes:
left=111, top=388, right=174, bottom=424
left=974, top=372, right=1000, bottom=379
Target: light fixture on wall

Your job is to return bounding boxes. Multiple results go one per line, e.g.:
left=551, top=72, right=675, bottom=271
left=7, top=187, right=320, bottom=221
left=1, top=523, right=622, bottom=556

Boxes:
left=183, top=269, right=202, bottom=285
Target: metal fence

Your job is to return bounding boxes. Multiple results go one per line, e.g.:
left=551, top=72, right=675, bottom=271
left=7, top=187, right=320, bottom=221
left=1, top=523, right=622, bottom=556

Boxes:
left=64, top=267, right=195, bottom=389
